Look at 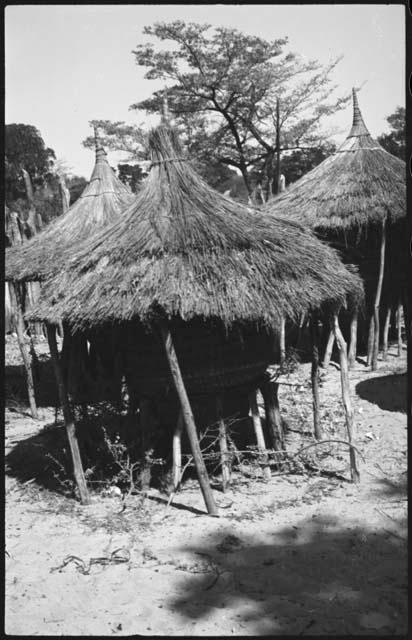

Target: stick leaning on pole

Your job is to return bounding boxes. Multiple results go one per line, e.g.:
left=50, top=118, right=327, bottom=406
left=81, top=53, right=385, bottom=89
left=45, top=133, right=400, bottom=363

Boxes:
left=157, top=320, right=218, bottom=516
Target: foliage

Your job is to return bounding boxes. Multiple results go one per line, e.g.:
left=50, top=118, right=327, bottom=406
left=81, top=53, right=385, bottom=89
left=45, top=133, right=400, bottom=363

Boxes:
left=280, top=141, right=337, bottom=187
left=66, top=175, right=89, bottom=205
left=117, top=163, right=148, bottom=193
left=131, top=21, right=350, bottom=196
left=377, top=107, right=405, bottom=160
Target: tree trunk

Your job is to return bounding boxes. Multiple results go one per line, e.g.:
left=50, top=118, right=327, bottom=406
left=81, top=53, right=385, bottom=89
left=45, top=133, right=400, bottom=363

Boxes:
left=248, top=390, right=271, bottom=480
left=348, top=310, right=358, bottom=369
left=311, top=315, right=322, bottom=440
left=323, top=328, right=335, bottom=368
left=397, top=302, right=402, bottom=356
left=382, top=306, right=391, bottom=361
left=158, top=321, right=218, bottom=516
left=172, top=411, right=184, bottom=490
left=332, top=314, right=360, bottom=483
left=279, top=315, right=286, bottom=367
left=259, top=377, right=284, bottom=453
left=216, top=395, right=231, bottom=492
left=274, top=97, right=281, bottom=195
left=46, top=323, right=90, bottom=504
left=9, top=283, right=38, bottom=419
left=366, top=314, right=374, bottom=366
left=58, top=173, right=71, bottom=214
left=372, top=219, right=386, bottom=370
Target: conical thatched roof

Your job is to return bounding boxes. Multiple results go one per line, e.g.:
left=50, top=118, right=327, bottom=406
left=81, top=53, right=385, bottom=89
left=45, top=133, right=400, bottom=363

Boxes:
left=29, top=124, right=363, bottom=331
left=265, top=89, right=405, bottom=230
left=6, top=134, right=134, bottom=282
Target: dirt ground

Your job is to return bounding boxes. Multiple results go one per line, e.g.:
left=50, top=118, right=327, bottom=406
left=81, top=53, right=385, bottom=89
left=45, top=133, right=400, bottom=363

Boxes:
left=5, top=334, right=408, bottom=636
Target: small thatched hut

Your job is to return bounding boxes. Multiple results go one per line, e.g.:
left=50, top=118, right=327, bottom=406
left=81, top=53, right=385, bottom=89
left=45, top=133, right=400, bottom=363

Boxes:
left=29, top=122, right=364, bottom=513
left=5, top=132, right=134, bottom=417
left=265, top=89, right=406, bottom=369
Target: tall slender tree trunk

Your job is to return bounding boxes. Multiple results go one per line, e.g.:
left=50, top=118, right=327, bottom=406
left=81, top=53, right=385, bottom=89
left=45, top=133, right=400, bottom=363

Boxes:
left=332, top=314, right=360, bottom=483
left=348, top=310, right=358, bottom=369
left=372, top=219, right=387, bottom=370
left=279, top=315, right=286, bottom=367
left=158, top=321, right=218, bottom=516
left=382, top=306, right=391, bottom=361
left=366, top=314, right=374, bottom=366
left=311, top=314, right=322, bottom=440
left=323, top=328, right=335, bottom=368
left=274, top=97, right=281, bottom=195
left=397, top=302, right=403, bottom=356
left=216, top=394, right=231, bottom=492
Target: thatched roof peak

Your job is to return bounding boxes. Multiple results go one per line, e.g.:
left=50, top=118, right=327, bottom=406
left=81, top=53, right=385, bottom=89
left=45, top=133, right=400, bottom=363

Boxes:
left=348, top=88, right=370, bottom=138
left=28, top=123, right=363, bottom=331
left=93, top=125, right=107, bottom=162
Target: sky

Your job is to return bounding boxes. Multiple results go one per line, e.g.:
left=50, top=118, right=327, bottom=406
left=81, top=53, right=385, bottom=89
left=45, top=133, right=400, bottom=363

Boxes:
left=5, top=4, right=405, bottom=178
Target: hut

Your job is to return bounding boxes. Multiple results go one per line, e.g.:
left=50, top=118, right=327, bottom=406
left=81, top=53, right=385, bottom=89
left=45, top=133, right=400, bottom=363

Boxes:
left=5, top=131, right=135, bottom=417
left=29, top=123, right=363, bottom=513
left=265, top=89, right=406, bottom=369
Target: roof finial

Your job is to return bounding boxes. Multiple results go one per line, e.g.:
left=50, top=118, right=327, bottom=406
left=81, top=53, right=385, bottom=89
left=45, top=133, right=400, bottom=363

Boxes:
left=348, top=88, right=370, bottom=138
left=92, top=123, right=107, bottom=161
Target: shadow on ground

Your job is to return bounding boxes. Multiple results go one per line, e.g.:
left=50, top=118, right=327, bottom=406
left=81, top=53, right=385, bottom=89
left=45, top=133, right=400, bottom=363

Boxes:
left=168, top=515, right=407, bottom=635
left=355, top=374, right=406, bottom=413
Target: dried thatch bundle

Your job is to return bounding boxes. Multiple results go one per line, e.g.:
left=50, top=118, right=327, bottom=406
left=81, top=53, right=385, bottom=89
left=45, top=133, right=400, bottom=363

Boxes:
left=6, top=139, right=134, bottom=283
left=265, top=90, right=405, bottom=231
left=28, top=124, right=363, bottom=331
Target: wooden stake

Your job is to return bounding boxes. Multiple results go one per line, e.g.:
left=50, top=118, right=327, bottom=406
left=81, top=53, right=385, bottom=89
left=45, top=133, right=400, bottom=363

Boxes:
left=323, top=328, right=335, bottom=369
left=310, top=314, right=322, bottom=440
left=348, top=310, right=358, bottom=369
left=248, top=390, right=271, bottom=481
left=158, top=321, right=218, bottom=516
left=366, top=314, right=374, bottom=366
left=280, top=315, right=286, bottom=367
left=216, top=394, right=231, bottom=492
left=397, top=302, right=402, bottom=356
left=9, top=283, right=38, bottom=419
left=382, top=306, right=391, bottom=361
left=46, top=323, right=90, bottom=504
left=172, top=411, right=184, bottom=490
left=259, top=377, right=284, bottom=453
left=372, top=219, right=386, bottom=370
left=332, top=314, right=360, bottom=484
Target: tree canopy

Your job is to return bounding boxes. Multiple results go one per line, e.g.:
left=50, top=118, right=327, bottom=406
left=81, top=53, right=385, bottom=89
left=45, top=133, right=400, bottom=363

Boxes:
left=377, top=107, right=405, bottom=160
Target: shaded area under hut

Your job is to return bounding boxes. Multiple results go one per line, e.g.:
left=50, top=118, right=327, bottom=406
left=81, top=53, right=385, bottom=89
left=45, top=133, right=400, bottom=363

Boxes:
left=266, top=89, right=406, bottom=371
left=5, top=130, right=134, bottom=420
left=28, top=123, right=364, bottom=514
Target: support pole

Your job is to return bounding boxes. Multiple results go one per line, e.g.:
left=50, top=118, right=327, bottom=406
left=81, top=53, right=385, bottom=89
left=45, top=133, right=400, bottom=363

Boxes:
left=158, top=321, right=218, bottom=516
left=139, top=396, right=156, bottom=491
left=332, top=314, right=360, bottom=484
left=366, top=314, right=374, bottom=366
left=259, top=376, right=284, bottom=453
left=172, top=411, right=184, bottom=490
left=397, top=302, right=402, bottom=356
left=323, top=328, right=335, bottom=369
left=310, top=314, right=322, bottom=440
left=382, top=306, right=391, bottom=361
left=248, top=390, right=271, bottom=481
left=10, top=282, right=38, bottom=419
left=372, top=219, right=387, bottom=370
left=216, top=394, right=231, bottom=492
left=280, top=315, right=286, bottom=367
left=348, top=310, right=358, bottom=369
left=46, top=323, right=90, bottom=504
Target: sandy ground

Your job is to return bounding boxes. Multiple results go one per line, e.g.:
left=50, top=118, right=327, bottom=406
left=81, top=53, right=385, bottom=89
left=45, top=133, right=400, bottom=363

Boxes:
left=5, top=335, right=408, bottom=636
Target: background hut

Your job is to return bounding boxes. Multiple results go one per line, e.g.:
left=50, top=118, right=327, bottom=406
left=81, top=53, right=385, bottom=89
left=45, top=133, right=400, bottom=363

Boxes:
left=29, top=123, right=363, bottom=512
left=5, top=132, right=135, bottom=417
left=265, top=89, right=406, bottom=370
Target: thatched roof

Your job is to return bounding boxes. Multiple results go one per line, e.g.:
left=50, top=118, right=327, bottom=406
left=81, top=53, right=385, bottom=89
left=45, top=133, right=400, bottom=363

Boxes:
left=265, top=89, right=406, bottom=231
left=28, top=124, right=363, bottom=331
left=6, top=135, right=134, bottom=282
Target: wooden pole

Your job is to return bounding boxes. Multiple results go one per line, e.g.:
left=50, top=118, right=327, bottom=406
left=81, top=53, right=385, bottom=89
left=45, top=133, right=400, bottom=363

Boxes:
left=216, top=394, right=231, bottom=492
left=158, top=321, right=218, bottom=516
left=9, top=283, right=38, bottom=419
left=382, top=306, right=391, bottom=361
left=348, top=309, right=358, bottom=369
left=323, top=328, right=335, bottom=369
left=332, top=314, right=360, bottom=484
left=248, top=390, right=271, bottom=481
left=280, top=315, right=286, bottom=367
left=259, top=376, right=284, bottom=453
left=46, top=323, right=90, bottom=504
left=172, top=411, right=184, bottom=490
left=310, top=314, right=322, bottom=440
left=371, top=219, right=387, bottom=370
left=366, top=314, right=374, bottom=366
left=397, top=302, right=402, bottom=356
left=139, top=396, right=156, bottom=491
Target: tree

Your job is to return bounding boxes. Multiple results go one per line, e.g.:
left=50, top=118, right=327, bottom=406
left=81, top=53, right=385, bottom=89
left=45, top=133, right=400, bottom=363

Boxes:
left=279, top=141, right=337, bottom=187
left=66, top=175, right=88, bottom=205
left=131, top=21, right=350, bottom=198
left=117, top=163, right=148, bottom=193
left=377, top=107, right=405, bottom=160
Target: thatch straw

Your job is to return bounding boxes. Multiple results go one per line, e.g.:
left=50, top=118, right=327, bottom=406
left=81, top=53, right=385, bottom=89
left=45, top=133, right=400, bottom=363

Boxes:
left=6, top=137, right=134, bottom=282
left=28, top=124, right=363, bottom=332
left=265, top=89, right=405, bottom=231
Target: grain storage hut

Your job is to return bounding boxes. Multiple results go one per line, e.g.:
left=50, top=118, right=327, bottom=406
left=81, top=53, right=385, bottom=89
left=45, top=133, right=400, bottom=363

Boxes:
left=265, top=89, right=406, bottom=369
left=29, top=123, right=363, bottom=513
